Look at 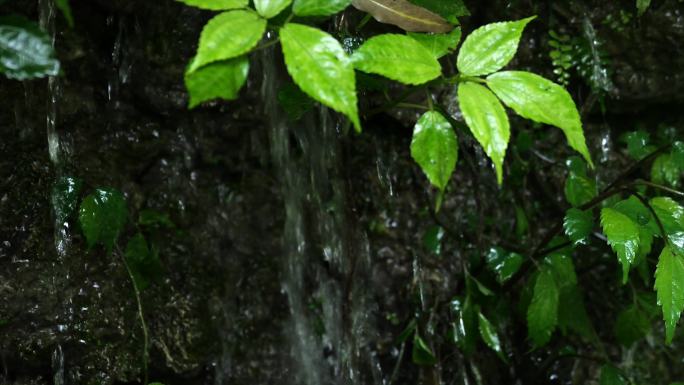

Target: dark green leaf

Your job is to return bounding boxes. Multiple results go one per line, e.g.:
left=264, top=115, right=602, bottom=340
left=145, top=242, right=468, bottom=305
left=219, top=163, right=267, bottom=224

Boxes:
left=637, top=0, right=651, bottom=16
left=623, top=130, right=652, bottom=160
left=407, top=0, right=469, bottom=24
left=410, top=110, right=458, bottom=191
left=280, top=23, right=360, bottom=131
left=614, top=305, right=650, bottom=346
left=485, top=247, right=523, bottom=284
left=185, top=56, right=249, bottom=108
left=55, top=0, right=74, bottom=27
left=397, top=319, right=417, bottom=343
left=351, top=0, right=453, bottom=33
left=450, top=296, right=477, bottom=355
left=651, top=154, right=680, bottom=188
left=422, top=225, right=445, bottom=255
left=544, top=254, right=577, bottom=289
left=352, top=34, right=442, bottom=85
left=600, top=208, right=640, bottom=283
left=412, top=332, right=437, bottom=365
left=0, top=16, right=60, bottom=80
left=138, top=209, right=175, bottom=229
left=613, top=196, right=659, bottom=237
left=527, top=268, right=559, bottom=347
left=176, top=0, right=248, bottom=10
left=457, top=17, right=535, bottom=76
left=78, top=189, right=128, bottom=253
left=408, top=27, right=461, bottom=59
left=599, top=365, right=627, bottom=385
left=563, top=208, right=593, bottom=245
left=558, top=285, right=594, bottom=339
left=124, top=233, right=160, bottom=291
left=478, top=312, right=506, bottom=361
left=654, top=245, right=684, bottom=343
left=51, top=176, right=83, bottom=225
left=278, top=82, right=315, bottom=121
left=564, top=173, right=597, bottom=207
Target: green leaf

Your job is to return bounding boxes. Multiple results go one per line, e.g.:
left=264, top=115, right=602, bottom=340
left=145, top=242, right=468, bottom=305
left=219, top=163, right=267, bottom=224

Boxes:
left=527, top=268, right=559, bottom=347
left=351, top=0, right=453, bottom=33
left=558, top=285, right=594, bottom=339
left=613, top=196, right=659, bottom=237
left=410, top=111, right=458, bottom=191
left=408, top=27, right=461, bottom=59
left=450, top=296, right=477, bottom=355
left=485, top=247, right=523, bottom=284
left=651, top=154, right=680, bottom=188
left=351, top=34, right=442, bottom=85
left=124, top=233, right=163, bottom=291
left=254, top=0, right=293, bottom=18
left=278, top=82, right=315, bottom=121
left=544, top=254, right=577, bottom=288
left=601, top=208, right=640, bottom=283
left=79, top=189, right=128, bottom=253
left=397, top=319, right=417, bottom=343
left=138, top=209, right=175, bottom=229
left=422, top=225, right=445, bottom=255
left=456, top=17, right=535, bottom=76
left=487, top=71, right=593, bottom=167
left=637, top=0, right=651, bottom=16
left=407, top=0, right=469, bottom=24
left=563, top=208, right=593, bottom=245
left=600, top=365, right=627, bottom=385
left=412, top=332, right=437, bottom=365
left=650, top=197, right=684, bottom=253
left=280, top=23, right=360, bottom=131
left=564, top=173, right=597, bottom=207
left=185, top=56, right=249, bottom=108
left=458, top=81, right=510, bottom=184
left=51, top=176, right=83, bottom=225
left=0, top=16, right=60, bottom=80
left=478, top=312, right=506, bottom=361
left=55, top=0, right=74, bottom=27
left=175, top=0, right=248, bottom=10
left=614, top=305, right=650, bottom=346
left=188, top=10, right=266, bottom=72
left=294, top=0, right=351, bottom=16
left=623, top=130, right=652, bottom=160
left=655, top=246, right=684, bottom=343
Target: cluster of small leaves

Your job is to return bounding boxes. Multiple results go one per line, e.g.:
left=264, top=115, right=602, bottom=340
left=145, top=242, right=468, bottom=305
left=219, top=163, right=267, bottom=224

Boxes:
left=0, top=15, right=59, bottom=79
left=548, top=29, right=612, bottom=93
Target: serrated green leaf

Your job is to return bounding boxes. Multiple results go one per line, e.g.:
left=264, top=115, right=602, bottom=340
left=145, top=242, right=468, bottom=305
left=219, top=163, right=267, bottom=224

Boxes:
left=485, top=247, right=523, bottom=284
left=407, top=0, right=469, bottom=24
left=478, top=312, right=506, bottom=361
left=563, top=208, right=593, bottom=245
left=185, top=56, right=249, bottom=108
left=351, top=0, right=453, bottom=33
left=613, top=196, right=659, bottom=236
left=564, top=173, right=597, bottom=207
left=51, top=176, right=83, bottom=225
left=655, top=246, right=684, bottom=343
left=637, top=0, right=651, bottom=16
left=278, top=82, right=315, bottom=121
left=527, top=268, right=559, bottom=347
left=79, top=189, right=128, bottom=253
left=487, top=71, right=593, bottom=167
left=410, top=111, right=458, bottom=191
left=0, top=16, right=60, bottom=80
left=558, top=285, right=594, bottom=339
left=351, top=34, right=442, bottom=85
left=614, top=305, right=650, bottom=346
left=280, top=23, right=360, bottom=131
left=125, top=233, right=163, bottom=291
left=650, top=197, right=684, bottom=253
left=601, top=208, right=640, bottom=283
left=55, top=0, right=74, bottom=27
left=254, top=0, right=293, bottom=18
left=651, top=154, right=681, bottom=188
left=408, top=27, right=461, bottom=59
left=412, top=332, right=437, bottom=365
left=456, top=17, right=535, bottom=76
left=600, top=365, right=627, bottom=385
left=188, top=10, right=265, bottom=72
left=458, top=82, right=510, bottom=184
left=294, top=0, right=351, bottom=16
left=176, top=0, right=248, bottom=10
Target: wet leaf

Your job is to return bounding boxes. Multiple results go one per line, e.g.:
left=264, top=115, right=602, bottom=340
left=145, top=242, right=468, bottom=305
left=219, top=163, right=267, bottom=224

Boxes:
left=51, top=176, right=83, bottom=225
left=614, top=305, right=650, bottom=346
left=450, top=296, right=477, bottom=355
left=176, top=0, right=248, bottom=10
left=408, top=27, right=461, bottom=59
left=458, top=81, right=510, bottom=184
left=278, top=82, right=315, bottom=121
left=422, top=225, right=445, bottom=255
left=125, top=233, right=163, bottom=291
left=564, top=173, right=597, bottom=207
left=410, top=111, right=458, bottom=191
left=254, top=0, right=293, bottom=18
left=527, top=268, right=559, bottom=347
left=352, top=34, right=442, bottom=85
left=188, top=10, right=265, bottom=72
left=456, top=17, right=535, bottom=76
left=407, top=0, right=468, bottom=24
left=600, top=365, right=627, bottom=385
left=655, top=246, right=684, bottom=343
left=487, top=71, right=593, bottom=167
left=563, top=208, right=593, bottom=245
left=613, top=196, right=659, bottom=237
left=350, top=0, right=453, bottom=33
left=280, top=23, right=360, bottom=131
left=485, top=247, right=523, bottom=284
left=601, top=208, right=640, bottom=283
left=293, top=0, right=351, bottom=16
left=79, top=189, right=128, bottom=253
left=412, top=332, right=437, bottom=365
left=651, top=154, right=680, bottom=188
left=55, top=0, right=74, bottom=27
left=623, top=130, right=652, bottom=160
left=185, top=56, right=249, bottom=108
left=545, top=254, right=577, bottom=288
left=0, top=16, right=60, bottom=80
left=478, top=312, right=506, bottom=361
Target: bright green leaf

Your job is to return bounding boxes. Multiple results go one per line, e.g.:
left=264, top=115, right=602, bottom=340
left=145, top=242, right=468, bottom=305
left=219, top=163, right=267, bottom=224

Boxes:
left=527, top=268, right=559, bottom=347
left=79, top=189, right=128, bottom=253
left=55, top=0, right=74, bottom=27
left=188, top=10, right=265, bottom=72
left=408, top=27, right=461, bottom=59
left=478, top=312, right=506, bottom=361
left=613, top=196, right=659, bottom=236
left=600, top=365, right=627, bottom=385
left=601, top=208, right=640, bottom=283
left=176, top=0, right=248, bottom=10
left=458, top=82, right=510, bottom=184
left=410, top=110, right=458, bottom=191
left=456, top=16, right=535, bottom=76
left=412, top=332, right=437, bottom=365
left=280, top=23, right=360, bottom=131
left=563, top=208, right=593, bottom=245
left=614, top=305, right=650, bottom=346
left=351, top=34, right=442, bottom=85
left=407, top=0, right=469, bottom=24
left=185, top=56, right=249, bottom=108
left=485, top=247, right=523, bottom=284
left=293, top=0, right=351, bottom=16
left=655, top=246, right=684, bottom=343
left=254, top=0, right=293, bottom=18
left=0, top=16, right=60, bottom=80
left=487, top=71, right=593, bottom=167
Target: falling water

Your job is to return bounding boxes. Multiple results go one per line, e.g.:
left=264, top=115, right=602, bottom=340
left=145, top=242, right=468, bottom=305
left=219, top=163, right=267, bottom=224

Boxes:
left=260, top=36, right=382, bottom=384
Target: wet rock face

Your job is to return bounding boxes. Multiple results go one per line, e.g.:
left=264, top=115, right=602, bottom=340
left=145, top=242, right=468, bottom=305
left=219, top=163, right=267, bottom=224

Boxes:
left=1, top=0, right=684, bottom=384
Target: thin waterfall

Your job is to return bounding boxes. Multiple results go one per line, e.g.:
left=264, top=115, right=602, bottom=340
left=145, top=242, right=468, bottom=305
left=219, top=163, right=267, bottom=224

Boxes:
left=260, top=36, right=382, bottom=385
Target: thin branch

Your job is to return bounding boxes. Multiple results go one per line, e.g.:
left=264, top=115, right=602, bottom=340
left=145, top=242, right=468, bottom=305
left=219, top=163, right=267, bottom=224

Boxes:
left=634, top=179, right=684, bottom=198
